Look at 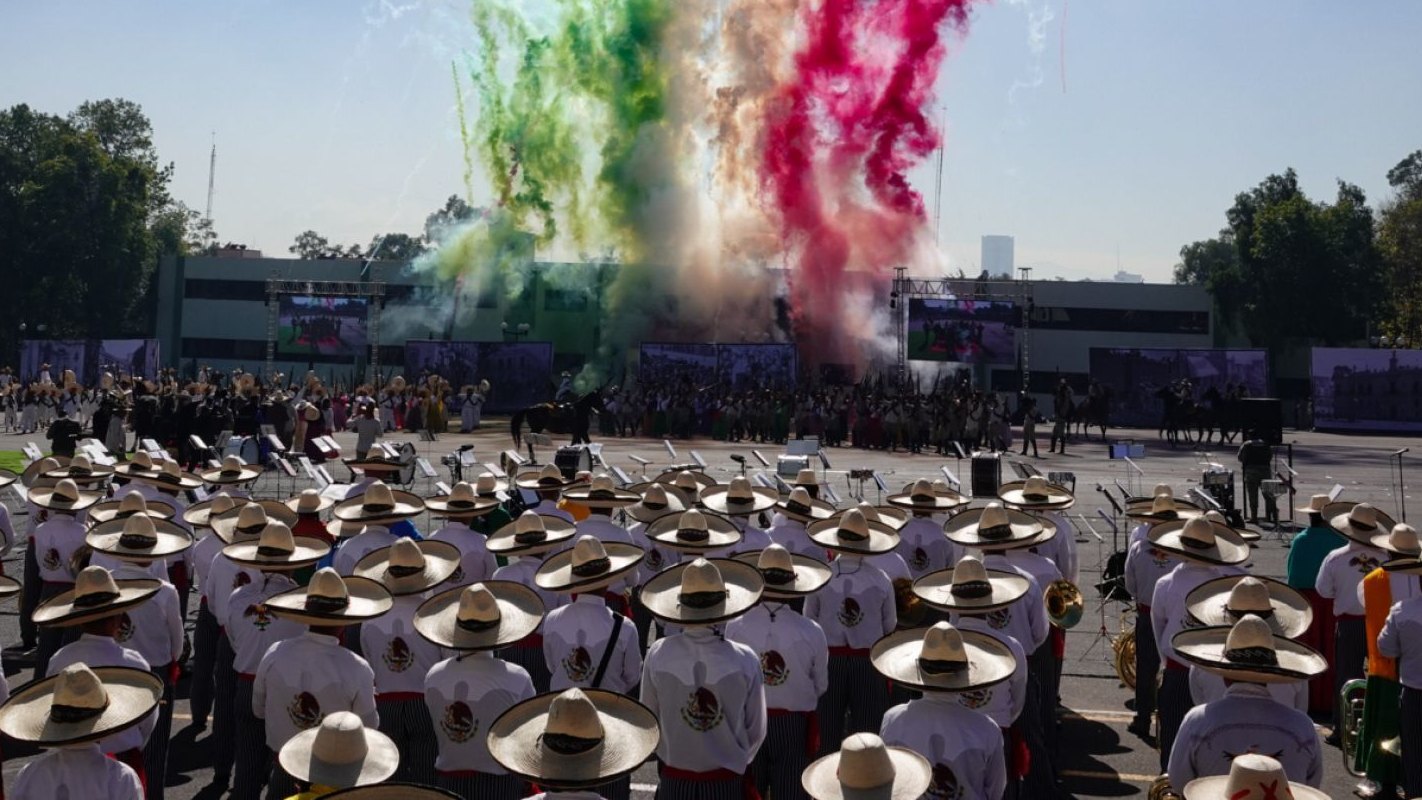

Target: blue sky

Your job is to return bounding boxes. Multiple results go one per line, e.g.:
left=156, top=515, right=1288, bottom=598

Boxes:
left=3, top=0, right=1419, bottom=282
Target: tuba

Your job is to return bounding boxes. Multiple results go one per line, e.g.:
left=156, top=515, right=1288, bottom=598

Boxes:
left=1339, top=678, right=1368, bottom=776
left=1112, top=627, right=1137, bottom=689
left=893, top=578, right=930, bottom=628
left=1044, top=579, right=1084, bottom=628
left=1146, top=775, right=1180, bottom=800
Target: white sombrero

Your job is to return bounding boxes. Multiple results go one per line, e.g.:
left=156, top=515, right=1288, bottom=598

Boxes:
left=424, top=482, right=499, bottom=519
left=353, top=539, right=462, bottom=596
left=1185, top=575, right=1312, bottom=639
left=0, top=663, right=162, bottom=747
left=807, top=508, right=901, bottom=556
left=211, top=501, right=300, bottom=545
left=1147, top=516, right=1249, bottom=567
left=654, top=469, right=718, bottom=495
left=913, top=555, right=1030, bottom=614
left=733, top=545, right=832, bottom=599
left=20, top=456, right=66, bottom=488
left=27, top=478, right=102, bottom=513
left=626, top=483, right=688, bottom=524
left=86, top=513, right=194, bottom=563
left=699, top=476, right=778, bottom=516
left=332, top=483, right=425, bottom=525
left=774, top=487, right=837, bottom=523
left=887, top=479, right=967, bottom=513
left=1325, top=501, right=1397, bottom=547
left=43, top=455, right=115, bottom=486
left=639, top=557, right=763, bottom=627
left=1125, top=493, right=1203, bottom=522
left=413, top=581, right=545, bottom=651
left=801, top=733, right=932, bottom=800
left=870, top=621, right=1018, bottom=694
left=277, top=711, right=399, bottom=790
left=855, top=502, right=909, bottom=531
left=943, top=503, right=1050, bottom=551
left=116, top=453, right=203, bottom=490
left=1172, top=615, right=1327, bottom=684
left=1372, top=522, right=1422, bottom=559
left=32, top=566, right=161, bottom=628
left=486, top=511, right=578, bottom=556
left=536, top=536, right=645, bottom=594
left=646, top=509, right=743, bottom=554
left=265, top=568, right=394, bottom=627
left=515, top=465, right=578, bottom=492
left=1181, top=753, right=1329, bottom=800
left=183, top=492, right=240, bottom=528
left=560, top=474, right=641, bottom=510
left=87, top=491, right=177, bottom=525
left=199, top=455, right=261, bottom=485
left=997, top=476, right=1075, bottom=510
left=285, top=488, right=337, bottom=516
left=488, top=688, right=660, bottom=790
left=221, top=521, right=331, bottom=572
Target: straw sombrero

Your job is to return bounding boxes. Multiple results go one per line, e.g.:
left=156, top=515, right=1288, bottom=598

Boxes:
left=912, top=555, right=1030, bottom=614
left=560, top=474, right=640, bottom=510
left=1147, top=517, right=1249, bottom=566
left=32, top=566, right=161, bottom=628
left=486, top=511, right=578, bottom=556
left=0, top=664, right=162, bottom=747
left=471, top=473, right=510, bottom=497
left=639, top=557, right=763, bottom=627
left=327, top=520, right=369, bottom=541
left=115, top=453, right=203, bottom=490
left=321, top=786, right=459, bottom=800
left=732, top=546, right=831, bottom=599
left=183, top=492, right=240, bottom=529
left=333, top=483, right=425, bottom=526
left=1202, top=510, right=1260, bottom=544
left=699, top=476, right=778, bottom=516
left=221, top=521, right=331, bottom=572
left=488, top=688, right=660, bottom=790
left=869, top=621, right=1018, bottom=694
left=646, top=509, right=743, bottom=554
left=515, top=465, right=578, bottom=492
left=801, top=733, right=932, bottom=800
left=654, top=469, right=717, bottom=495
left=0, top=576, right=20, bottom=599
left=887, top=479, right=967, bottom=513
left=86, top=514, right=194, bottom=563
left=854, top=503, right=909, bottom=531
left=536, top=536, right=645, bottom=594
left=1185, top=575, right=1312, bottom=639
left=1125, top=493, right=1203, bottom=522
left=353, top=539, right=461, bottom=596
left=0, top=469, right=16, bottom=490
left=1371, top=521, right=1421, bottom=558
left=424, top=482, right=499, bottom=519
left=1296, top=493, right=1332, bottom=516
left=285, top=488, right=336, bottom=516
left=211, top=501, right=300, bottom=544
left=43, top=455, right=115, bottom=486
left=1172, top=616, right=1327, bottom=684
left=20, top=456, right=67, bottom=488
left=997, top=476, right=1075, bottom=510
left=27, top=478, right=101, bottom=513
left=1181, top=753, right=1329, bottom=800
left=199, top=455, right=262, bottom=485
left=265, top=568, right=394, bottom=627
left=87, top=492, right=177, bottom=525
left=413, top=581, right=545, bottom=651
left=626, top=483, right=688, bottom=524
left=807, top=509, right=900, bottom=556
left=278, top=711, right=399, bottom=790
left=774, top=488, right=837, bottom=524
left=943, top=503, right=1050, bottom=552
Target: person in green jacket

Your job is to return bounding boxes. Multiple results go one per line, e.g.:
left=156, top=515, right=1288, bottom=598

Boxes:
left=1286, top=493, right=1346, bottom=716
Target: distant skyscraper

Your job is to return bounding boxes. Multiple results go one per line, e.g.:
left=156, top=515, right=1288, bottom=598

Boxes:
left=981, top=235, right=1014, bottom=277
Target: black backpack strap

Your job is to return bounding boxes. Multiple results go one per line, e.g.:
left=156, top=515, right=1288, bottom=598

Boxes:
left=590, top=610, right=626, bottom=689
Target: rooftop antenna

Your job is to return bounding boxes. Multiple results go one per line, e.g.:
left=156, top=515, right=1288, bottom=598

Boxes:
left=205, top=132, right=217, bottom=224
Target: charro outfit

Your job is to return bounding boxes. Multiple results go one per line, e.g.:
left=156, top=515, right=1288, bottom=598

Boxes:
left=803, top=557, right=895, bottom=754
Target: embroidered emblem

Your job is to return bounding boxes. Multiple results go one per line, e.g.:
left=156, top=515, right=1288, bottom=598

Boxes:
left=680, top=688, right=724, bottom=732
left=760, top=650, right=789, bottom=687
left=243, top=604, right=272, bottom=631
left=116, top=612, right=135, bottom=643
left=43, top=548, right=61, bottom=572
left=441, top=701, right=477, bottom=743
left=909, top=547, right=930, bottom=572
left=383, top=636, right=414, bottom=673
left=926, top=761, right=962, bottom=800
left=985, top=607, right=1011, bottom=630
left=287, top=691, right=321, bottom=730
left=957, top=687, right=992, bottom=710
left=563, top=645, right=594, bottom=683
left=838, top=597, right=864, bottom=628
left=1350, top=554, right=1380, bottom=575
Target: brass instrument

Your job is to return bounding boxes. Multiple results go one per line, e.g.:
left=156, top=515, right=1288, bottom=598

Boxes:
left=1112, top=626, right=1137, bottom=689
left=1146, top=775, right=1180, bottom=800
left=893, top=578, right=930, bottom=628
left=1339, top=678, right=1367, bottom=776
left=69, top=544, right=93, bottom=575
left=1044, top=579, right=1084, bottom=628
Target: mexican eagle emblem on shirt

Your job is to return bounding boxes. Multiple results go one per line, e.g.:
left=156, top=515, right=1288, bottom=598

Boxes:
left=42, top=548, right=61, bottom=572
left=646, top=548, right=665, bottom=571
left=243, top=603, right=272, bottom=631
left=680, top=687, right=725, bottom=732
left=985, top=607, right=1011, bottom=630
left=383, top=636, right=415, bottom=672
left=563, top=645, right=594, bottom=683
left=760, top=650, right=789, bottom=687
left=448, top=565, right=465, bottom=585
left=116, top=611, right=135, bottom=643
left=956, top=687, right=992, bottom=710
left=287, top=691, right=322, bottom=730
left=1351, top=554, right=1381, bottom=575
left=910, top=547, right=931, bottom=572
left=926, top=761, right=962, bottom=800
left=838, top=597, right=864, bottom=628
left=441, top=701, right=477, bottom=743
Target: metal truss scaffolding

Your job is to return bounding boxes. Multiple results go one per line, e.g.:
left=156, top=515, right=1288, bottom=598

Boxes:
left=889, top=271, right=1034, bottom=391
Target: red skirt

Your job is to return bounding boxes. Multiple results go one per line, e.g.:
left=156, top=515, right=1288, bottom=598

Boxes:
left=1299, top=587, right=1336, bottom=716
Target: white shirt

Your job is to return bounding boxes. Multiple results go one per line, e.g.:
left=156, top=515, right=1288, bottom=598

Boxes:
left=641, top=627, right=767, bottom=772
left=0, top=503, right=15, bottom=556
left=493, top=556, right=570, bottom=614
left=804, top=557, right=896, bottom=649
left=208, top=553, right=260, bottom=629
left=531, top=499, right=574, bottom=523
left=896, top=516, right=955, bottom=579
left=1189, top=665, right=1306, bottom=711
left=948, top=617, right=1028, bottom=727
left=766, top=518, right=823, bottom=560
left=1379, top=593, right=1422, bottom=689
left=360, top=594, right=444, bottom=696
left=429, top=521, right=498, bottom=588
left=1151, top=562, right=1247, bottom=664
left=999, top=550, right=1063, bottom=605
left=227, top=573, right=303, bottom=674
left=628, top=520, right=680, bottom=583
left=981, top=554, right=1051, bottom=651
left=1128, top=521, right=1152, bottom=548
left=543, top=594, right=642, bottom=693
left=724, top=517, right=772, bottom=556
left=109, top=564, right=184, bottom=667
left=1166, top=682, right=1322, bottom=788
left=49, top=634, right=155, bottom=754
left=11, top=744, right=143, bottom=800
left=1123, top=538, right=1177, bottom=607
left=863, top=551, right=912, bottom=584
left=725, top=602, right=828, bottom=712
left=333, top=526, right=397, bottom=575
left=33, top=514, right=87, bottom=583
left=254, top=631, right=378, bottom=750
left=881, top=693, right=1007, bottom=800
left=1316, top=542, right=1384, bottom=617
left=424, top=651, right=535, bottom=774
left=1361, top=570, right=1422, bottom=612
left=1030, top=510, right=1079, bottom=585
left=192, top=531, right=226, bottom=598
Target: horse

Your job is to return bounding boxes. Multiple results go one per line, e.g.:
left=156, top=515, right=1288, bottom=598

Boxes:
left=1155, top=385, right=1185, bottom=447
left=1073, top=387, right=1113, bottom=442
left=510, top=391, right=607, bottom=447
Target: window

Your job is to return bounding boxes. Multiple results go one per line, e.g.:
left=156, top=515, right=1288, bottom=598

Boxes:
left=183, top=279, right=268, bottom=302
left=1028, top=306, right=1209, bottom=335
left=544, top=288, right=588, bottom=312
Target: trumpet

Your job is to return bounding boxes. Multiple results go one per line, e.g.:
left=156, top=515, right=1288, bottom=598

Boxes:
left=1044, top=579, right=1084, bottom=628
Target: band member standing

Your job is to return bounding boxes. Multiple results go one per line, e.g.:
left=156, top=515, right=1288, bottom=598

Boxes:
left=488, top=511, right=579, bottom=691
left=425, top=481, right=501, bottom=588
left=1316, top=502, right=1392, bottom=743
left=1285, top=494, right=1345, bottom=716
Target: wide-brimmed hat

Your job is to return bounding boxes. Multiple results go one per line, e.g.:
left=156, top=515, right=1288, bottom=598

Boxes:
left=353, top=539, right=461, bottom=596
left=211, top=501, right=300, bottom=544
left=1181, top=753, right=1329, bottom=800
left=733, top=545, right=831, bottom=599
left=855, top=503, right=909, bottom=530
left=488, top=688, right=660, bottom=790
left=87, top=491, right=177, bottom=525
left=1325, top=501, right=1398, bottom=546
left=20, top=456, right=67, bottom=488
left=913, top=555, right=1030, bottom=614
left=285, top=488, right=336, bottom=516
left=414, top=581, right=545, bottom=651
left=1173, top=615, right=1327, bottom=684
left=699, top=476, right=778, bottom=516
left=183, top=492, right=240, bottom=528
left=1201, top=509, right=1260, bottom=544
left=561, top=474, right=641, bottom=509
left=1185, top=575, right=1311, bottom=638
left=115, top=453, right=203, bottom=490
left=199, top=455, right=261, bottom=485
left=424, top=482, right=499, bottom=519
left=333, top=483, right=425, bottom=525
left=86, top=513, right=193, bottom=563
left=639, top=557, right=763, bottom=627
left=792, top=468, right=819, bottom=488
left=536, top=536, right=645, bottom=594
left=515, top=465, right=578, bottom=492
left=487, top=511, right=578, bottom=556
left=1296, top=493, right=1332, bottom=515
left=1125, top=493, right=1203, bottom=521
left=870, top=621, right=1018, bottom=694
left=626, top=483, right=688, bottom=523
left=327, top=519, right=369, bottom=541
left=943, top=503, right=1049, bottom=551
left=801, top=733, right=932, bottom=800
left=646, top=509, right=743, bottom=554
left=321, top=786, right=459, bottom=800
left=654, top=469, right=717, bottom=496
left=997, top=476, right=1075, bottom=510
left=887, top=479, right=967, bottom=513
left=1371, top=521, right=1421, bottom=558
left=472, top=474, right=510, bottom=497
left=32, top=566, right=161, bottom=627
left=342, top=456, right=406, bottom=475
left=807, top=509, right=900, bottom=556
left=278, top=711, right=399, bottom=789
left=775, top=487, right=837, bottom=524
left=0, top=468, right=16, bottom=490
left=1148, top=517, right=1249, bottom=566
left=222, top=521, right=330, bottom=572
left=0, top=576, right=20, bottom=599
left=0, top=663, right=162, bottom=747
left=27, top=478, right=101, bottom=513
left=265, top=568, right=394, bottom=627
left=43, top=454, right=114, bottom=486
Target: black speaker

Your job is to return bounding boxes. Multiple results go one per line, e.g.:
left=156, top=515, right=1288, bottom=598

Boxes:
left=971, top=454, right=1001, bottom=498
left=1239, top=398, right=1283, bottom=445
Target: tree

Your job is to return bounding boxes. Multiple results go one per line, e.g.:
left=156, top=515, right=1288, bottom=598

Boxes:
left=1381, top=150, right=1422, bottom=341
left=365, top=232, right=427, bottom=261
left=290, top=230, right=332, bottom=259
left=423, top=195, right=481, bottom=243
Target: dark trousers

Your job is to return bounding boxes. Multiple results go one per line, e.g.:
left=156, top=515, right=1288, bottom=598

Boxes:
left=1156, top=665, right=1192, bottom=772
left=436, top=771, right=527, bottom=800
left=189, top=603, right=218, bottom=726
left=144, top=665, right=175, bottom=800
left=232, top=680, right=268, bottom=800
left=501, top=639, right=551, bottom=693
left=1133, top=605, right=1160, bottom=726
left=1242, top=465, right=1270, bottom=520
left=753, top=711, right=813, bottom=800
left=1334, top=616, right=1367, bottom=731
left=1401, top=687, right=1422, bottom=798
left=1030, top=640, right=1059, bottom=761
left=19, top=541, right=39, bottom=647
left=816, top=653, right=888, bottom=756
left=1022, top=657, right=1058, bottom=799
left=211, top=634, right=237, bottom=781
left=265, top=765, right=297, bottom=800
left=377, top=696, right=438, bottom=786
left=34, top=581, right=76, bottom=678
left=655, top=770, right=745, bottom=800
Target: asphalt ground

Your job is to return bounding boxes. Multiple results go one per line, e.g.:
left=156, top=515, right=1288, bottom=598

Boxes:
left=1, top=422, right=1416, bottom=798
